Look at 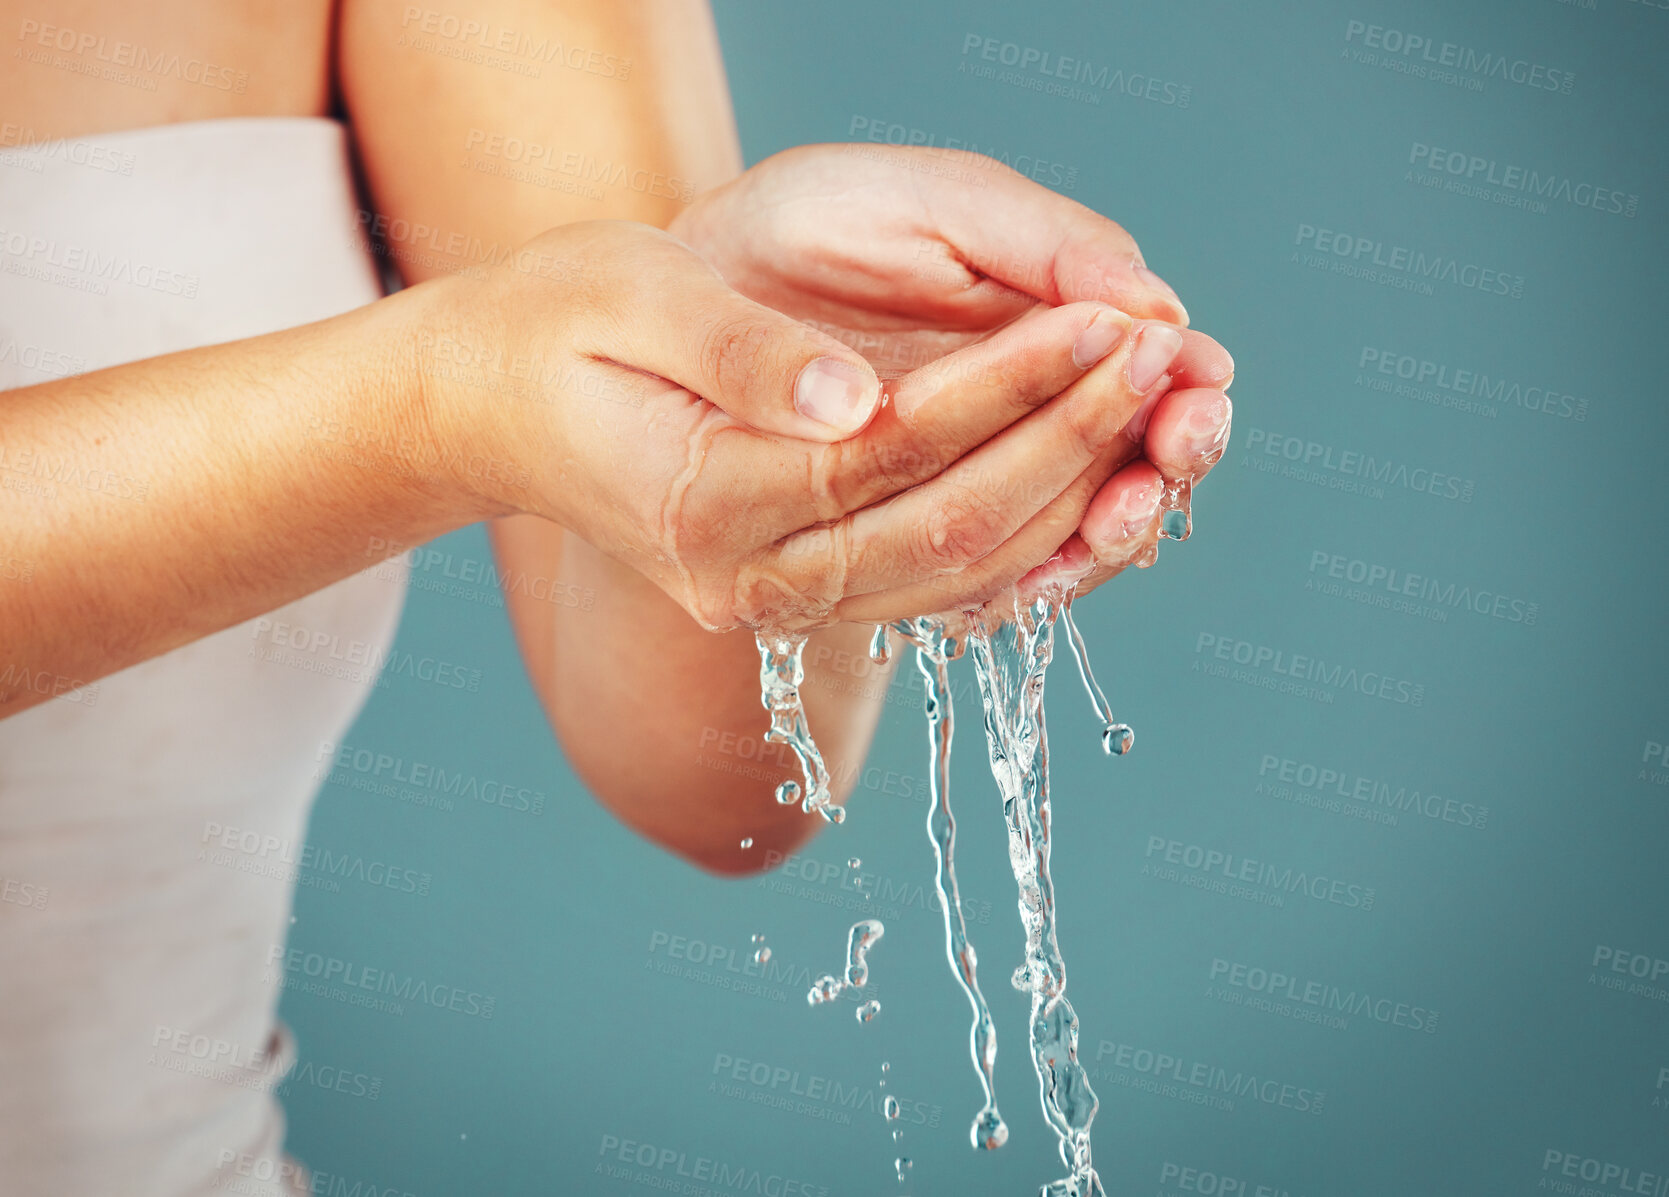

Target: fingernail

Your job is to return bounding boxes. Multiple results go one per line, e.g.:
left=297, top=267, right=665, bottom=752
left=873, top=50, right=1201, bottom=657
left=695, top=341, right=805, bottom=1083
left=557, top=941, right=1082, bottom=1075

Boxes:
left=1107, top=476, right=1163, bottom=538
left=1035, top=557, right=1094, bottom=591
left=1128, top=325, right=1184, bottom=393
left=1182, top=393, right=1233, bottom=461
left=1125, top=376, right=1167, bottom=442
left=1024, top=538, right=1095, bottom=594
left=1133, top=261, right=1188, bottom=322
left=1071, top=311, right=1127, bottom=369
left=795, top=357, right=879, bottom=433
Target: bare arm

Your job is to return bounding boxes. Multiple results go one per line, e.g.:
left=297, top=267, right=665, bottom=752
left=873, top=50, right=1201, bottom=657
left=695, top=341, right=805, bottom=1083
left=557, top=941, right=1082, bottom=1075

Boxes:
left=0, top=285, right=489, bottom=717
left=339, top=0, right=893, bottom=872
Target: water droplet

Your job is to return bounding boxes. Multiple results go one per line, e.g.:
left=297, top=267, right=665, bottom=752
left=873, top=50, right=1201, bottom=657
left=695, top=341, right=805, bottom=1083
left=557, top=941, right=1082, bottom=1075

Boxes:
left=843, top=919, right=885, bottom=989
left=880, top=1061, right=890, bottom=1072
left=739, top=836, right=754, bottom=849
left=848, top=856, right=862, bottom=869
left=1061, top=597, right=1133, bottom=760
left=895, top=1157, right=912, bottom=1182
left=753, top=945, right=772, bottom=965
left=1158, top=476, right=1193, bottom=541
left=755, top=633, right=839, bottom=822
left=869, top=623, right=892, bottom=665
left=806, top=974, right=842, bottom=1005
left=892, top=1129, right=903, bottom=1142
left=883, top=1095, right=901, bottom=1121
left=751, top=933, right=766, bottom=944
left=856, top=999, right=881, bottom=1022
left=972, top=1108, right=1009, bottom=1151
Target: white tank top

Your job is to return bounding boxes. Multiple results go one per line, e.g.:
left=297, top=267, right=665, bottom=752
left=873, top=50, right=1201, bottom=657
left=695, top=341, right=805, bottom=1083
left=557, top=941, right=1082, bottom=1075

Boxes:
left=0, top=117, right=407, bottom=1196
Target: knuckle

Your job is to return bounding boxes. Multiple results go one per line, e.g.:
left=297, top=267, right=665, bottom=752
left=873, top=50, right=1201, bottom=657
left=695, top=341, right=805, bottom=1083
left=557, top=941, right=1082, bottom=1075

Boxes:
left=808, top=439, right=864, bottom=521
left=872, top=438, right=946, bottom=488
left=814, top=435, right=947, bottom=520
left=1061, top=393, right=1120, bottom=458
left=919, top=489, right=1007, bottom=573
left=682, top=581, right=740, bottom=633
left=698, top=315, right=770, bottom=404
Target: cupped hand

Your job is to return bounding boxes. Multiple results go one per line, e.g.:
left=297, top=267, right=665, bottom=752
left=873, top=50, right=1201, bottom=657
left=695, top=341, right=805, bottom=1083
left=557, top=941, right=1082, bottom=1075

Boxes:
left=411, top=220, right=1193, bottom=630
left=667, top=143, right=1234, bottom=614
left=669, top=142, right=1190, bottom=350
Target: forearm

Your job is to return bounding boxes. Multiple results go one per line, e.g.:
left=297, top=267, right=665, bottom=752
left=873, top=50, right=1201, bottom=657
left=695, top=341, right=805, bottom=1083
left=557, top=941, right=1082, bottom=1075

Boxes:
left=0, top=281, right=487, bottom=717
left=505, top=525, right=895, bottom=872
left=340, top=0, right=893, bottom=868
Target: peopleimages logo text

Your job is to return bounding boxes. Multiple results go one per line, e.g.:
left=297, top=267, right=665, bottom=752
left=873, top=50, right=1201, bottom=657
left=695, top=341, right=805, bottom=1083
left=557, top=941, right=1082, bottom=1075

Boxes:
left=315, top=741, right=546, bottom=814
left=1342, top=21, right=1575, bottom=93
left=1209, top=957, right=1439, bottom=1032
left=1540, top=1150, right=1669, bottom=1197
left=594, top=1133, right=828, bottom=1197
left=958, top=33, right=1191, bottom=107
left=1295, top=224, right=1525, bottom=299
left=1409, top=143, right=1637, bottom=217
left=1357, top=346, right=1589, bottom=421
left=1144, top=836, right=1376, bottom=910
left=1307, top=550, right=1537, bottom=626
left=1195, top=632, right=1426, bottom=706
left=1094, top=1040, right=1326, bottom=1114
left=710, top=1052, right=941, bottom=1128
left=1258, top=753, right=1489, bottom=830
left=1244, top=428, right=1474, bottom=503
left=266, top=946, right=496, bottom=1018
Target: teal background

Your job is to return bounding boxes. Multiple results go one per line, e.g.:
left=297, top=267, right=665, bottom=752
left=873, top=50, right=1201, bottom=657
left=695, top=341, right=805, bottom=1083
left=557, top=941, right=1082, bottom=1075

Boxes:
left=281, top=1, right=1669, bottom=1194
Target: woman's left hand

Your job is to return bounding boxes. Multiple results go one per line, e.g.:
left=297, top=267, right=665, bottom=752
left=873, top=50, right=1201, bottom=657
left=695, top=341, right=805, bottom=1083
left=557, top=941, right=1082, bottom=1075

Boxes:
left=669, top=143, right=1234, bottom=613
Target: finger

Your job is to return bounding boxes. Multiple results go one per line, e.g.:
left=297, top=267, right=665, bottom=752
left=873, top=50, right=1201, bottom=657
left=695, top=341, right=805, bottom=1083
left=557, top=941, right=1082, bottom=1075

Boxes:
left=627, top=301, right=1149, bottom=580
left=1046, top=553, right=1134, bottom=607
left=789, top=322, right=1187, bottom=604
left=1079, top=461, right=1166, bottom=565
left=1023, top=391, right=1232, bottom=601
left=585, top=224, right=884, bottom=441
left=836, top=442, right=1131, bottom=622
left=908, top=148, right=1192, bottom=324
left=1138, top=387, right=1234, bottom=481
left=1011, top=460, right=1167, bottom=605
left=702, top=300, right=1143, bottom=542
left=1115, top=336, right=1232, bottom=445
left=1168, top=330, right=1235, bottom=392
left=1014, top=533, right=1100, bottom=602
left=804, top=301, right=1138, bottom=518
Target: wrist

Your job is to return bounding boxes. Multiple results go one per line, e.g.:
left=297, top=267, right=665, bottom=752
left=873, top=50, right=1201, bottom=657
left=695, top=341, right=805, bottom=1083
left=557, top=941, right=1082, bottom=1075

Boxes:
left=389, top=273, right=537, bottom=523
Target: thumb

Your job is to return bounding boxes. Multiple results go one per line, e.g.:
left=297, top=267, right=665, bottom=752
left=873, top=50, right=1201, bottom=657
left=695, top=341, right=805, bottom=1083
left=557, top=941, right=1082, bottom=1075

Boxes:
left=607, top=234, right=883, bottom=441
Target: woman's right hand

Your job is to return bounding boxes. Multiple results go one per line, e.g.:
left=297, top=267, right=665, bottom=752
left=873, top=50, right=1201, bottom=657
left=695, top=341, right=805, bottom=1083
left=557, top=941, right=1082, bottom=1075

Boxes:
left=410, top=220, right=1206, bottom=632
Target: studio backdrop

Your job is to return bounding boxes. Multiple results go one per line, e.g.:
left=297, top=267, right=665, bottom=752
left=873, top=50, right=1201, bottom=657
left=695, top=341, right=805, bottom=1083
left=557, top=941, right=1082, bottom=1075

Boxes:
left=276, top=1, right=1669, bottom=1194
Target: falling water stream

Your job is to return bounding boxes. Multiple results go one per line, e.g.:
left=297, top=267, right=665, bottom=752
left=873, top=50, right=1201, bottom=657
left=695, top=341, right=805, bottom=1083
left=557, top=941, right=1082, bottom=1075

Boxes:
left=965, top=591, right=1104, bottom=1197
left=894, top=616, right=1009, bottom=1153
left=752, top=588, right=1123, bottom=1196
left=751, top=534, right=1173, bottom=1195
left=755, top=630, right=841, bottom=824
